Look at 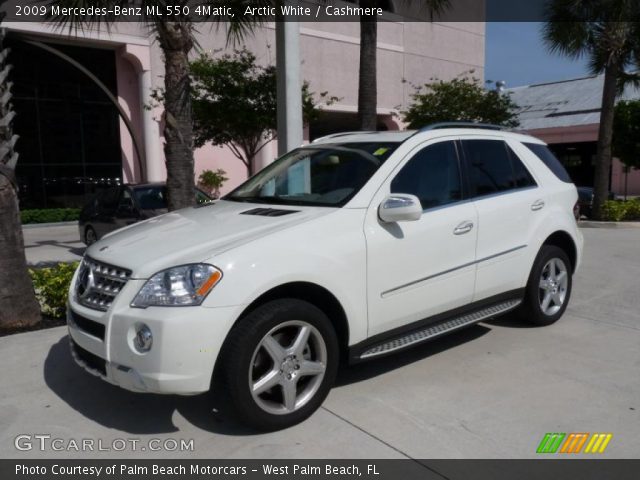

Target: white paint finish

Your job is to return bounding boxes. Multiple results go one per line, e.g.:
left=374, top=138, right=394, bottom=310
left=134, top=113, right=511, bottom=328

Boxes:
left=365, top=200, right=478, bottom=336
left=363, top=137, right=479, bottom=336
left=67, top=127, right=582, bottom=398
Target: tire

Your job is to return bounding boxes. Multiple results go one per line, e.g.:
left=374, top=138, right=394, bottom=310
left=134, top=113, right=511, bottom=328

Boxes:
left=84, top=226, right=97, bottom=246
left=219, top=299, right=339, bottom=431
left=518, top=245, right=572, bottom=326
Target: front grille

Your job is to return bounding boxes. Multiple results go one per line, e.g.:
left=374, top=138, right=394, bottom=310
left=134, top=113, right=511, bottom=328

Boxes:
left=70, top=339, right=107, bottom=376
left=75, top=256, right=131, bottom=311
left=68, top=309, right=105, bottom=340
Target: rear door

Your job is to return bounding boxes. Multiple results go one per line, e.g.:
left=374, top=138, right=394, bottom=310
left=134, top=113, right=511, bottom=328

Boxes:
left=460, top=138, right=541, bottom=301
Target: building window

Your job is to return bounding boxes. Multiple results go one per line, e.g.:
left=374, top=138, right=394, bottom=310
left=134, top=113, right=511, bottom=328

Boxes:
left=8, top=38, right=122, bottom=209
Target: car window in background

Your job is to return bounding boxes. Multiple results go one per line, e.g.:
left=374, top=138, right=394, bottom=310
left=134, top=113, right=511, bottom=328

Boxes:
left=134, top=186, right=167, bottom=210
left=391, top=141, right=462, bottom=210
left=522, top=143, right=573, bottom=183
left=196, top=189, right=212, bottom=204
left=118, top=188, right=133, bottom=208
left=101, top=187, right=121, bottom=212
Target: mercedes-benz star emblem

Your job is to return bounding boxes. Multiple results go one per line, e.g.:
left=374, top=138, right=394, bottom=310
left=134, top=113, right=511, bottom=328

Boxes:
left=76, top=262, right=95, bottom=300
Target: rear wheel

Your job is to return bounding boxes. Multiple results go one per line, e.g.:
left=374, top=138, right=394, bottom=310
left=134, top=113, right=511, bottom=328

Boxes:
left=84, top=226, right=97, bottom=245
left=219, top=299, right=339, bottom=430
left=519, top=245, right=572, bottom=326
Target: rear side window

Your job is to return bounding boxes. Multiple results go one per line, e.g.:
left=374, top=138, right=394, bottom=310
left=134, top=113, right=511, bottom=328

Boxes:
left=462, top=140, right=537, bottom=197
left=508, top=146, right=537, bottom=188
left=391, top=141, right=462, bottom=210
left=522, top=142, right=573, bottom=183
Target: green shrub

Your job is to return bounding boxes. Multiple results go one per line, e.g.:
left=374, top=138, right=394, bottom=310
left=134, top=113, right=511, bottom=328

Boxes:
left=601, top=199, right=640, bottom=221
left=21, top=208, right=81, bottom=225
left=625, top=198, right=640, bottom=220
left=29, top=262, right=79, bottom=318
left=198, top=168, right=228, bottom=198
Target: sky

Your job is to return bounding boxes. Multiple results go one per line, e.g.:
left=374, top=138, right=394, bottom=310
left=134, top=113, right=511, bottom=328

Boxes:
left=485, top=23, right=590, bottom=88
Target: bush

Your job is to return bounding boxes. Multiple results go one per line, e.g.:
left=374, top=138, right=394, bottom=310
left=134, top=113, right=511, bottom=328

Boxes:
left=21, top=208, right=81, bottom=225
left=29, top=262, right=79, bottom=318
left=601, top=199, right=640, bottom=221
left=198, top=168, right=228, bottom=198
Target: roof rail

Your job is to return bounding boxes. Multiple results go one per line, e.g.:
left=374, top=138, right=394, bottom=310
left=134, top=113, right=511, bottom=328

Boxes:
left=311, top=131, right=378, bottom=143
left=418, top=122, right=505, bottom=132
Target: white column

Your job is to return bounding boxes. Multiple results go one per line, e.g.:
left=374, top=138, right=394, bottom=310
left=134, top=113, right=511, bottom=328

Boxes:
left=276, top=21, right=303, bottom=156
left=140, top=69, right=163, bottom=182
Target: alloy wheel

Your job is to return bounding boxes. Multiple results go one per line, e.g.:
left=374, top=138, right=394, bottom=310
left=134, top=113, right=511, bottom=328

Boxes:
left=538, top=257, right=568, bottom=316
left=249, top=320, right=327, bottom=415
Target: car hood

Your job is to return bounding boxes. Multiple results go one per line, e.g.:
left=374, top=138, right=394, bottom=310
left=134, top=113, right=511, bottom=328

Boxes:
left=86, top=200, right=334, bottom=278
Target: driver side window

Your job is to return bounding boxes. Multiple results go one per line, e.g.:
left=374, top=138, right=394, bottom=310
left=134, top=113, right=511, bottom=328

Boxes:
left=391, top=141, right=462, bottom=210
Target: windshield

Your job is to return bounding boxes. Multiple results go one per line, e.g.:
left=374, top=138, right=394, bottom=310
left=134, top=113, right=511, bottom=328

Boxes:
left=225, top=142, right=399, bottom=207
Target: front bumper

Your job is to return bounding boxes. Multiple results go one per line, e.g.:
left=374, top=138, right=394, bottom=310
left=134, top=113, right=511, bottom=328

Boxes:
left=67, top=281, right=243, bottom=395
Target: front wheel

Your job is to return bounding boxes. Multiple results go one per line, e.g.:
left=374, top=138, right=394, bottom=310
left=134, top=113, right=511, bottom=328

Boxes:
left=518, top=245, right=572, bottom=326
left=219, top=299, right=339, bottom=430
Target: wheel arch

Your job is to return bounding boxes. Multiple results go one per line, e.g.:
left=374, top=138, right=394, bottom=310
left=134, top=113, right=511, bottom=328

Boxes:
left=235, top=282, right=350, bottom=357
left=542, top=230, right=577, bottom=273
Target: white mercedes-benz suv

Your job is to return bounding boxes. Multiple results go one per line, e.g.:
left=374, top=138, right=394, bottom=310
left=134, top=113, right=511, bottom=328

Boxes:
left=67, top=124, right=583, bottom=430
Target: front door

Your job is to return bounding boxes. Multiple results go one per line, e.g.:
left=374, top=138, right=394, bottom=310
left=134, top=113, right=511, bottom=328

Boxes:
left=365, top=139, right=479, bottom=337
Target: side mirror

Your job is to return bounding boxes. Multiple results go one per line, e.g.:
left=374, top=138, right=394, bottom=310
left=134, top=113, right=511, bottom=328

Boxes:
left=378, top=194, right=422, bottom=223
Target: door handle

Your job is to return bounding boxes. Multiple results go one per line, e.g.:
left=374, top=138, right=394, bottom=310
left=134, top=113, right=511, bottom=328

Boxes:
left=531, top=199, right=545, bottom=211
left=454, top=221, right=474, bottom=235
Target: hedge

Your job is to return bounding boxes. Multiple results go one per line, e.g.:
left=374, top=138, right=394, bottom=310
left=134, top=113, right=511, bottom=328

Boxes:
left=29, top=262, right=79, bottom=319
left=601, top=199, right=640, bottom=222
left=21, top=208, right=81, bottom=225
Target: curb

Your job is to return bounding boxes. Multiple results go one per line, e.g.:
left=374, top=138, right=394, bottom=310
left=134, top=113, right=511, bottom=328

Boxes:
left=22, top=221, right=78, bottom=229
left=579, top=221, right=640, bottom=229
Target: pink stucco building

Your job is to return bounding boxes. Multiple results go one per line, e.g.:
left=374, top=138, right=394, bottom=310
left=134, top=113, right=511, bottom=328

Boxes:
left=5, top=17, right=485, bottom=208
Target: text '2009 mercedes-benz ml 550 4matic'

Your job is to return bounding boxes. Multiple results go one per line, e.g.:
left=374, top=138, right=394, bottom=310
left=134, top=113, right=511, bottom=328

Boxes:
left=67, top=123, right=583, bottom=430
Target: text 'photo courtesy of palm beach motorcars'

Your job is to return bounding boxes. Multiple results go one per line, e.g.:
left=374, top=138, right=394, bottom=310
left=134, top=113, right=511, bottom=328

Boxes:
left=78, top=183, right=212, bottom=245
left=67, top=124, right=583, bottom=430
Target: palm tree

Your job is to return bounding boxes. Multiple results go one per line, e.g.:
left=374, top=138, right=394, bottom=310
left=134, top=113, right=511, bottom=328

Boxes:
left=544, top=0, right=640, bottom=220
left=0, top=23, right=42, bottom=329
left=48, top=0, right=267, bottom=210
left=357, top=0, right=450, bottom=131
left=0, top=2, right=267, bottom=327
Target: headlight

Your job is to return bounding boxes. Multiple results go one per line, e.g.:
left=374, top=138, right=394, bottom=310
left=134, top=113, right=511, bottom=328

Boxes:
left=131, top=264, right=222, bottom=308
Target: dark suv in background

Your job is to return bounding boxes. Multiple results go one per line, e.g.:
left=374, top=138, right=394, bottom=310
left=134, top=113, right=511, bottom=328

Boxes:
left=78, top=183, right=211, bottom=245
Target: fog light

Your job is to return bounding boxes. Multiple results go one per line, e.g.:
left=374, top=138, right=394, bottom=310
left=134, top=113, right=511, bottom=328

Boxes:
left=134, top=325, right=152, bottom=352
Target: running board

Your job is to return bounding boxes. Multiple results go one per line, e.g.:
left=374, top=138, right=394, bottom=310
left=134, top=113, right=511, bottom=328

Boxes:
left=359, top=299, right=522, bottom=360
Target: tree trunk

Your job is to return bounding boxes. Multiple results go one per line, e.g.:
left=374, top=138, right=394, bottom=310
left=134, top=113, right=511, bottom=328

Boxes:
left=0, top=176, right=41, bottom=329
left=358, top=3, right=378, bottom=131
left=0, top=26, right=41, bottom=329
left=156, top=22, right=196, bottom=212
left=592, top=63, right=618, bottom=220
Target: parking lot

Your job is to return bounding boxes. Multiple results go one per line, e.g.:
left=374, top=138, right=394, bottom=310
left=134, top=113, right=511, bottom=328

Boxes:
left=1, top=227, right=638, bottom=459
